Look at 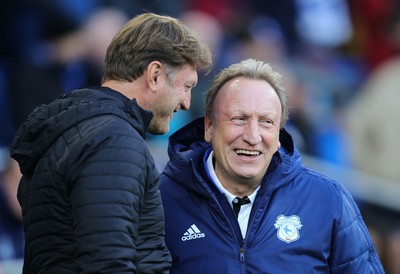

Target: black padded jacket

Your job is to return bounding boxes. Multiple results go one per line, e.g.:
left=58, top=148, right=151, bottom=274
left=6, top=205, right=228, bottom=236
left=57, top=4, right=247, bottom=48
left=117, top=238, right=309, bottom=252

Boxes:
left=10, top=87, right=171, bottom=273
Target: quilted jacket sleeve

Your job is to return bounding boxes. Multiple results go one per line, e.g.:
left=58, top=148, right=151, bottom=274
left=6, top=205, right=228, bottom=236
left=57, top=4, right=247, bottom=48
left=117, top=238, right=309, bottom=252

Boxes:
left=329, top=185, right=385, bottom=273
left=134, top=176, right=171, bottom=274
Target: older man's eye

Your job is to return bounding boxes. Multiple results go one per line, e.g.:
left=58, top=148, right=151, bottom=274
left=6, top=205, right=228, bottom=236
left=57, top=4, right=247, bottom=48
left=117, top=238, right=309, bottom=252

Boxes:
left=260, top=119, right=275, bottom=127
left=232, top=117, right=246, bottom=125
left=184, top=85, right=194, bottom=93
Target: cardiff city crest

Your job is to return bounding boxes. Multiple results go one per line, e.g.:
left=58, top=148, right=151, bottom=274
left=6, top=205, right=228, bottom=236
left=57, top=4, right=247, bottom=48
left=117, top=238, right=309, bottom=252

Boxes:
left=274, top=214, right=303, bottom=243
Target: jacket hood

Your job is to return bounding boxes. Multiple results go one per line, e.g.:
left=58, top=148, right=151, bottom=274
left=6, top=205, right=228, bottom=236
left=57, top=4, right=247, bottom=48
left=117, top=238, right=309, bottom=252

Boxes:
left=162, top=117, right=303, bottom=196
left=10, top=87, right=153, bottom=175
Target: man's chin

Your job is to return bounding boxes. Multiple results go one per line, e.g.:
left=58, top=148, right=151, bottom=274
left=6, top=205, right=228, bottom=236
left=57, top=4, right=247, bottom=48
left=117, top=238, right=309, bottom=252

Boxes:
left=148, top=130, right=168, bottom=135
left=147, top=124, right=169, bottom=135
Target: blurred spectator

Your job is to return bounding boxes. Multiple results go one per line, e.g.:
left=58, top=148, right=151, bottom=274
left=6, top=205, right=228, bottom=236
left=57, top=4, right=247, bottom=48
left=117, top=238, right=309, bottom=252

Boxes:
left=290, top=43, right=362, bottom=163
left=348, top=0, right=398, bottom=71
left=288, top=0, right=364, bottom=162
left=346, top=58, right=400, bottom=182
left=345, top=4, right=400, bottom=198
left=187, top=0, right=247, bottom=27
left=7, top=4, right=128, bottom=129
left=247, top=0, right=300, bottom=54
left=345, top=7, right=400, bottom=274
left=294, top=0, right=353, bottom=49
left=221, top=15, right=290, bottom=68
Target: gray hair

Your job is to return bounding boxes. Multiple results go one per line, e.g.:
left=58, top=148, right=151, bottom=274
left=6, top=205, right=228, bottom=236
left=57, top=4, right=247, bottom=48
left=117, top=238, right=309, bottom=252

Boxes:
left=204, top=58, right=288, bottom=128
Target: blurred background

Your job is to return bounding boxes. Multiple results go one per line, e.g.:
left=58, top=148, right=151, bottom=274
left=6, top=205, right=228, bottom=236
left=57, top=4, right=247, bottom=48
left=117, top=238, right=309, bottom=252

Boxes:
left=0, top=0, right=399, bottom=273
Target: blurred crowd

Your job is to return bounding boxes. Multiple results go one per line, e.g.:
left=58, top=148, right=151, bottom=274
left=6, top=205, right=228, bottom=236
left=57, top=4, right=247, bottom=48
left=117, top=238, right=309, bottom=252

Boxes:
left=1, top=0, right=400, bottom=273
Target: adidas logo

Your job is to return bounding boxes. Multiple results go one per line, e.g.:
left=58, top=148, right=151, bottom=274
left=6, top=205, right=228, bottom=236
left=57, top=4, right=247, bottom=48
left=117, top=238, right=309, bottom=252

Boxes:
left=181, top=224, right=206, bottom=241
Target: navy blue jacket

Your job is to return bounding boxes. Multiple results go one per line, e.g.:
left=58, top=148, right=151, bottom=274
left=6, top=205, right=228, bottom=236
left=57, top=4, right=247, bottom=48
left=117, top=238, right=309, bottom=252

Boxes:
left=10, top=87, right=171, bottom=274
left=160, top=118, right=384, bottom=274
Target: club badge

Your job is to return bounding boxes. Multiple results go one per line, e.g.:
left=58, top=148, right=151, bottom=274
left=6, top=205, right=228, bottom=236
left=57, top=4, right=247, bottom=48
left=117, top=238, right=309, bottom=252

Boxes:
left=274, top=214, right=303, bottom=243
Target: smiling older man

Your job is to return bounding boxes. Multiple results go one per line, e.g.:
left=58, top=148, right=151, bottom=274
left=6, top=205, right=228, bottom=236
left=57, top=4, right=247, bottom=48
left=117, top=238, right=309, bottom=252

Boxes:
left=160, top=58, right=384, bottom=274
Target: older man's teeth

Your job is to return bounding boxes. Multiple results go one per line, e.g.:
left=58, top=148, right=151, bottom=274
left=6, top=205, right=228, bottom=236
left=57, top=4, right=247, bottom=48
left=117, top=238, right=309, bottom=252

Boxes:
left=235, top=149, right=260, bottom=156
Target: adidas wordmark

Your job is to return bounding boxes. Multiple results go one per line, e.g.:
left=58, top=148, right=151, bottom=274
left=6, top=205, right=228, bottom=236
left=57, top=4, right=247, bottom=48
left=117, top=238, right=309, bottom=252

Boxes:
left=181, top=224, right=206, bottom=241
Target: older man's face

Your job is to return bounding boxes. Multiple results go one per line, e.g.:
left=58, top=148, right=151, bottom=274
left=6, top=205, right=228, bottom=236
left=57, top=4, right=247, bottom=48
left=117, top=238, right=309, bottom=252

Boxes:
left=204, top=77, right=282, bottom=187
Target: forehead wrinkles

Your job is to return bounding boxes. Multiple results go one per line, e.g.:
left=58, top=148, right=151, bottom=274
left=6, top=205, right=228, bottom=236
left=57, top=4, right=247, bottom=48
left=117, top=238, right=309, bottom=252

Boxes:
left=214, top=78, right=281, bottom=120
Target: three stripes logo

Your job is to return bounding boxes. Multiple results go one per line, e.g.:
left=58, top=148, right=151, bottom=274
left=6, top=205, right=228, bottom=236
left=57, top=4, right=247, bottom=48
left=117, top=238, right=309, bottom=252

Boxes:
left=181, top=224, right=206, bottom=241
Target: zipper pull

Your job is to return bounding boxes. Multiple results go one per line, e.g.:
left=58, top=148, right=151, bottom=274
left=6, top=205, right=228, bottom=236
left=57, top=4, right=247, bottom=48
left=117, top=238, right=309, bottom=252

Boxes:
left=240, top=246, right=245, bottom=262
